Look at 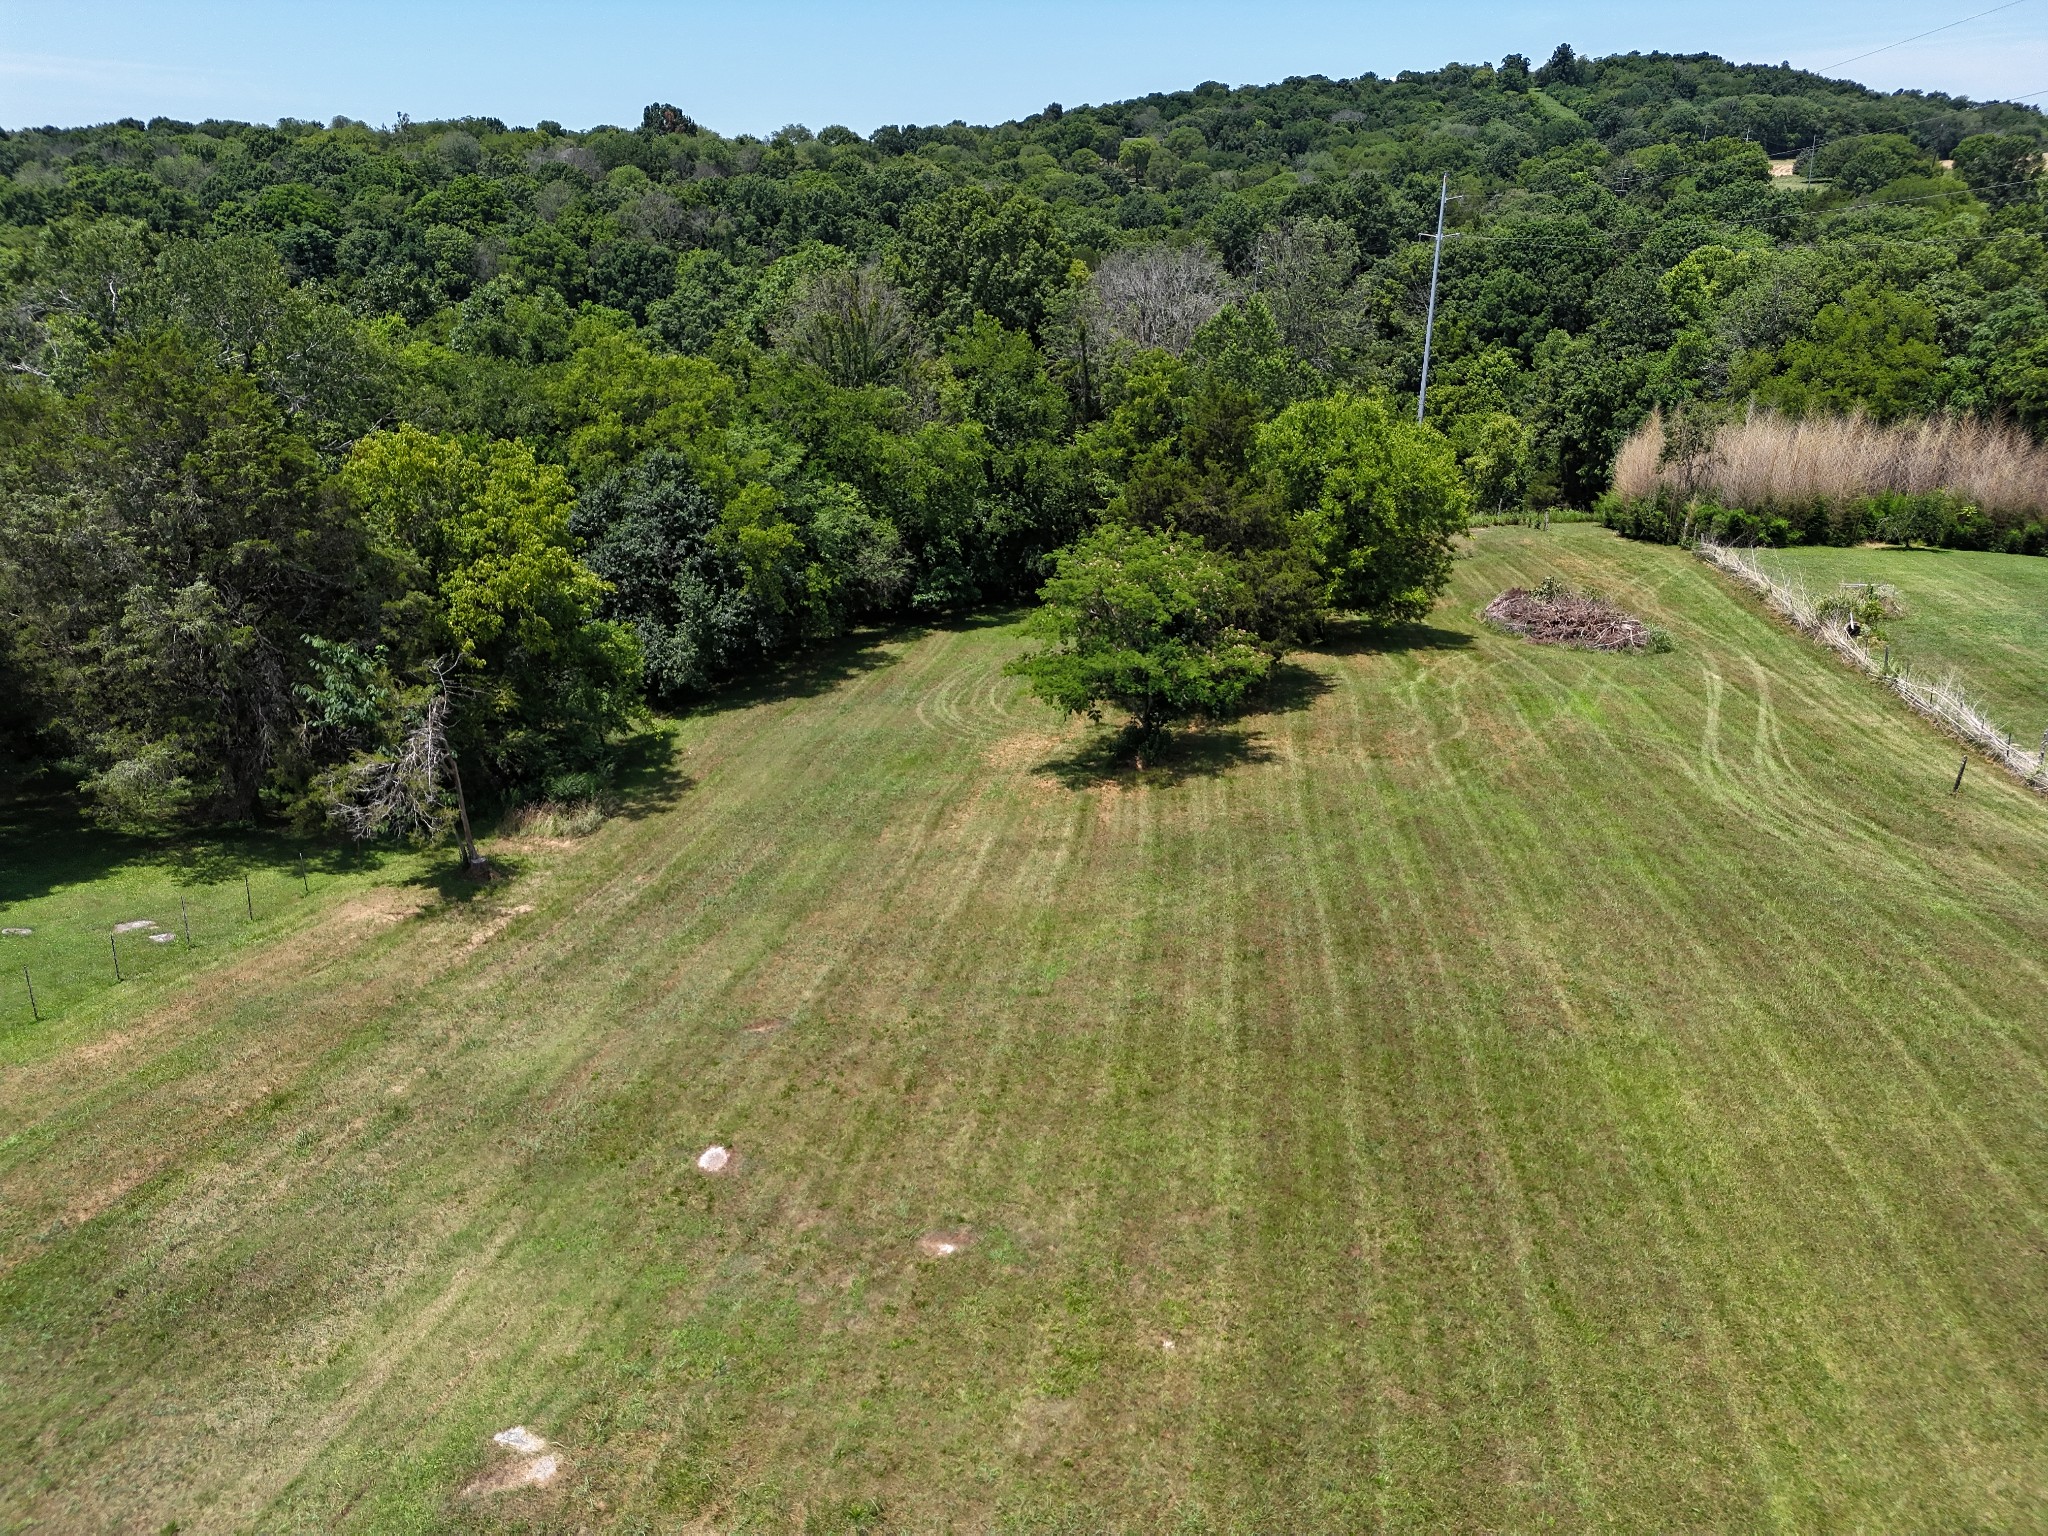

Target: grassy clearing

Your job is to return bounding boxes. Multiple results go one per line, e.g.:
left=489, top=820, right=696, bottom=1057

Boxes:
left=6, top=524, right=2048, bottom=1532
left=0, top=787, right=434, bottom=1044
left=1761, top=543, right=2048, bottom=742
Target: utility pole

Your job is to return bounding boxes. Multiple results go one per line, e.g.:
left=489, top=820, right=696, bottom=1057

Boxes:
left=1417, top=173, right=1449, bottom=423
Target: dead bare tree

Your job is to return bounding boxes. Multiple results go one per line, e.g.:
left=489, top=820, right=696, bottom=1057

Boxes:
left=328, top=661, right=485, bottom=873
left=1094, top=242, right=1235, bottom=354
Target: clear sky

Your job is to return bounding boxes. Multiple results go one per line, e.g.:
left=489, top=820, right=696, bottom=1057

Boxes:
left=3, top=1, right=2046, bottom=134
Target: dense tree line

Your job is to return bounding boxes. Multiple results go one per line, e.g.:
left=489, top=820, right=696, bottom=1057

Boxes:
left=4, top=47, right=2046, bottom=826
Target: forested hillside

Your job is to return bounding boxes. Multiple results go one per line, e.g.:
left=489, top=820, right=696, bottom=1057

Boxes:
left=4, top=45, right=2046, bottom=828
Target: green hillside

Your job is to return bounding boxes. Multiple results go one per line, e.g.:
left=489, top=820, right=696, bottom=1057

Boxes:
left=1763, top=543, right=2048, bottom=745
left=10, top=46, right=2048, bottom=842
left=6, top=525, right=2048, bottom=1532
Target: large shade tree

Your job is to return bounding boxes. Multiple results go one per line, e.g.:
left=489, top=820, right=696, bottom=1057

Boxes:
left=1005, top=523, right=1271, bottom=752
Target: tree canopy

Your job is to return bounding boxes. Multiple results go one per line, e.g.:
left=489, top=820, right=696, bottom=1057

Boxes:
left=4, top=47, right=2047, bottom=819
left=1004, top=523, right=1270, bottom=745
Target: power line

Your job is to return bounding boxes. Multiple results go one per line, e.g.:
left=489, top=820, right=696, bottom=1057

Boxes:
left=1401, top=168, right=2046, bottom=259
left=1820, top=0, right=2032, bottom=73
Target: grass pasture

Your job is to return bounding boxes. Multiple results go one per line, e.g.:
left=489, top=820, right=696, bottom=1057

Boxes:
left=5, top=524, right=2048, bottom=1531
left=0, top=791, right=426, bottom=1036
left=1761, top=541, right=2048, bottom=747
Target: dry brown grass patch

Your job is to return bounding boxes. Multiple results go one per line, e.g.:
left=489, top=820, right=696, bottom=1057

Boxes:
left=1614, top=407, right=2048, bottom=518
left=463, top=903, right=534, bottom=950
left=985, top=728, right=1079, bottom=771
left=501, top=798, right=612, bottom=839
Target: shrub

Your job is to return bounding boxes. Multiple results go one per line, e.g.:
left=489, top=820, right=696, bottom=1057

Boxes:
left=1005, top=523, right=1271, bottom=747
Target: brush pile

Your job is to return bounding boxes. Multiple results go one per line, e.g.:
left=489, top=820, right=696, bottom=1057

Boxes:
left=1484, top=579, right=1666, bottom=652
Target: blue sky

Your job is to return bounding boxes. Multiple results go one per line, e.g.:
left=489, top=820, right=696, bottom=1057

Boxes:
left=3, top=1, right=2046, bottom=133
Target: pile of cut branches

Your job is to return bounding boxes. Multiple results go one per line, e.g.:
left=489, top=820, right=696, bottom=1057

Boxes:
left=1483, top=578, right=1668, bottom=652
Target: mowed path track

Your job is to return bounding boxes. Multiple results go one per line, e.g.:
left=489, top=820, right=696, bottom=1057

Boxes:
left=1763, top=541, right=2048, bottom=745
left=5, top=525, right=2048, bottom=1533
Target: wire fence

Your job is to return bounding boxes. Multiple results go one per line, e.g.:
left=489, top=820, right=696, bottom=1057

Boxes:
left=0, top=862, right=322, bottom=1029
left=1696, top=538, right=2048, bottom=793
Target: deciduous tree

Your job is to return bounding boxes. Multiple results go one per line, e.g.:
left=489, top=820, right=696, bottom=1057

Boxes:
left=1005, top=523, right=1270, bottom=748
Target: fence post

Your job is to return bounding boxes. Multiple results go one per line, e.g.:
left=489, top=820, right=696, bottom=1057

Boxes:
left=110, top=933, right=122, bottom=982
left=23, top=967, right=36, bottom=1021
left=244, top=873, right=253, bottom=920
left=181, top=893, right=192, bottom=948
left=1952, top=757, right=1968, bottom=795
left=298, top=855, right=308, bottom=896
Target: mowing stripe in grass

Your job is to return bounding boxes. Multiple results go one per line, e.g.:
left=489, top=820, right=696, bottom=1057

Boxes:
left=8, top=527, right=2048, bottom=1530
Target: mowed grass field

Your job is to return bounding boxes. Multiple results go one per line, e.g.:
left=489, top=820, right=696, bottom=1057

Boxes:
left=1762, top=542, right=2048, bottom=744
left=6, top=524, right=2048, bottom=1533
left=0, top=791, right=424, bottom=1028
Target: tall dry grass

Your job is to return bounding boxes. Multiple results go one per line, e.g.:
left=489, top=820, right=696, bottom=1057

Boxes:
left=1614, top=409, right=2048, bottom=519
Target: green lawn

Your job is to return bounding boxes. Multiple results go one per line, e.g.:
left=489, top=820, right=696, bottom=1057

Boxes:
left=6, top=524, right=2048, bottom=1532
left=1761, top=542, right=2048, bottom=746
left=0, top=787, right=425, bottom=1038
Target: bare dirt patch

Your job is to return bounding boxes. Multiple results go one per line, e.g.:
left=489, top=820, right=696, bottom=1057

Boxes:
left=744, top=1016, right=787, bottom=1034
left=465, top=1451, right=561, bottom=1495
left=917, top=1228, right=974, bottom=1258
left=1484, top=581, right=1667, bottom=652
left=336, top=889, right=435, bottom=927
left=986, top=729, right=1078, bottom=772
left=465, top=904, right=535, bottom=950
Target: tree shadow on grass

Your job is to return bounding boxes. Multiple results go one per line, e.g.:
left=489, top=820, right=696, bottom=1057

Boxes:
left=398, top=851, right=530, bottom=908
left=1024, top=661, right=1329, bottom=791
left=1313, top=618, right=1476, bottom=657
left=606, top=721, right=695, bottom=824
left=1252, top=660, right=1336, bottom=714
left=678, top=607, right=1031, bottom=721
left=686, top=623, right=930, bottom=717
left=1034, top=724, right=1278, bottom=790
left=0, top=767, right=401, bottom=910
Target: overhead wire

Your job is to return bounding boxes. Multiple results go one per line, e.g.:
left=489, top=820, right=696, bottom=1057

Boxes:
left=1396, top=168, right=2047, bottom=261
left=1819, top=0, right=2033, bottom=73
